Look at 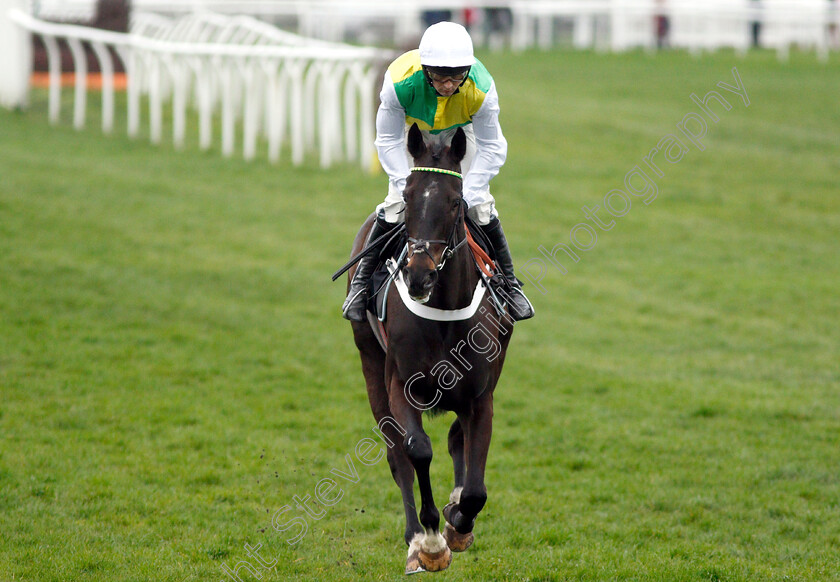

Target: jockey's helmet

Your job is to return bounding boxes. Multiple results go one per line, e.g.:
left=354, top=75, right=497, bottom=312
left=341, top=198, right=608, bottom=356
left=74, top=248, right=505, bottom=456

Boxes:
left=419, top=22, right=474, bottom=89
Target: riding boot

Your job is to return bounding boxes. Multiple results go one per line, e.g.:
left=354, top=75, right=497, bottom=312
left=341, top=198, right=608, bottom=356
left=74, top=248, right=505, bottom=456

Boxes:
left=342, top=213, right=396, bottom=322
left=479, top=217, right=535, bottom=321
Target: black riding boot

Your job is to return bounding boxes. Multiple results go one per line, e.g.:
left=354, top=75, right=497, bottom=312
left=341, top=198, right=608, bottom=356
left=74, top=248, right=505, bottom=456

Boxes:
left=342, top=214, right=396, bottom=322
left=479, top=217, right=535, bottom=321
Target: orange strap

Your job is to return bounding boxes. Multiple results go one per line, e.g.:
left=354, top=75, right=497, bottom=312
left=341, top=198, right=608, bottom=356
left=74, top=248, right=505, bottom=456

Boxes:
left=466, top=228, right=496, bottom=279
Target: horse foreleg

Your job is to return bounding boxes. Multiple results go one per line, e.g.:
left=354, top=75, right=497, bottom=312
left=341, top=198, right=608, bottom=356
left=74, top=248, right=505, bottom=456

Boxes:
left=388, top=381, right=452, bottom=573
left=355, top=325, right=423, bottom=548
left=386, top=443, right=423, bottom=548
left=445, top=391, right=493, bottom=538
left=447, top=418, right=466, bottom=495
left=443, top=418, right=474, bottom=552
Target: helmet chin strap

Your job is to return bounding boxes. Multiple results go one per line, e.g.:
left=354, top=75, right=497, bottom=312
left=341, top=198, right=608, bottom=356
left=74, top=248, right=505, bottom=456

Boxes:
left=431, top=85, right=460, bottom=97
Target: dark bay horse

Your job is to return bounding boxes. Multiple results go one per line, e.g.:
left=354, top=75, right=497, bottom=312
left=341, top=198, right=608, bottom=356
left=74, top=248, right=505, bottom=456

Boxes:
left=347, top=124, right=514, bottom=574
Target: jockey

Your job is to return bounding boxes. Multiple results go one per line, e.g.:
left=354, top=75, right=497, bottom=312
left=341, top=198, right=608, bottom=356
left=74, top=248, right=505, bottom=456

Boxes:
left=342, top=21, right=534, bottom=322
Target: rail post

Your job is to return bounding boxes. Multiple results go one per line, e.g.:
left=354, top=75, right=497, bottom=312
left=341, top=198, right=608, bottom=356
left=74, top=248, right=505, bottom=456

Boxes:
left=0, top=0, right=32, bottom=109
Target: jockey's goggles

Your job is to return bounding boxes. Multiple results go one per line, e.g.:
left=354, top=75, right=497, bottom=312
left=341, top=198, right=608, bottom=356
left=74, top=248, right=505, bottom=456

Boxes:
left=423, top=66, right=471, bottom=85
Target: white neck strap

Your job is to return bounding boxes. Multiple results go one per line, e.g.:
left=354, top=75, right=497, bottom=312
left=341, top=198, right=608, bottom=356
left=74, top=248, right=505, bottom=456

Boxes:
left=389, top=261, right=486, bottom=322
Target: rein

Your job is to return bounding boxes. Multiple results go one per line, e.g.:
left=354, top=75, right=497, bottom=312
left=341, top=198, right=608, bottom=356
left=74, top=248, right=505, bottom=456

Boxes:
left=406, top=166, right=467, bottom=271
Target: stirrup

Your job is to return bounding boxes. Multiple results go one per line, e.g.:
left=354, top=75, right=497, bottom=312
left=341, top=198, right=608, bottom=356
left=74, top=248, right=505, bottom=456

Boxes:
left=506, top=287, right=534, bottom=321
left=492, top=281, right=534, bottom=321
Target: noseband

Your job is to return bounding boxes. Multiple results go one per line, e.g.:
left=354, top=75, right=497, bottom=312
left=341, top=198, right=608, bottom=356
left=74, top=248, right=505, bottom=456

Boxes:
left=406, top=167, right=468, bottom=272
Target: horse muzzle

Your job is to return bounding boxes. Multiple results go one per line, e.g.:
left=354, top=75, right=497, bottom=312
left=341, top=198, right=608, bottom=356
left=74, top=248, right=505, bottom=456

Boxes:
left=404, top=266, right=438, bottom=303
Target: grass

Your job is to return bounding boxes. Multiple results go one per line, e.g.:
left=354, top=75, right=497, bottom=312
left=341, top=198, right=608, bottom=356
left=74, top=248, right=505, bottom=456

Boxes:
left=1, top=47, right=839, bottom=581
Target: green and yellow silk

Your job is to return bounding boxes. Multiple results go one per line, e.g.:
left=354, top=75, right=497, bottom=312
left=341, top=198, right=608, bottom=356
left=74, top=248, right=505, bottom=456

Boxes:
left=388, top=50, right=494, bottom=135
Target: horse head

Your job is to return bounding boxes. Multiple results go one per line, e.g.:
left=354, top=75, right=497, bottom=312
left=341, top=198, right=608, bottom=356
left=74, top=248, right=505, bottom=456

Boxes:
left=402, top=123, right=467, bottom=303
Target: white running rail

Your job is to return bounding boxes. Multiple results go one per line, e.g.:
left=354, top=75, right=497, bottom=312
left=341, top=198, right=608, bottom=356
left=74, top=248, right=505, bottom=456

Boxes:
left=7, top=8, right=394, bottom=169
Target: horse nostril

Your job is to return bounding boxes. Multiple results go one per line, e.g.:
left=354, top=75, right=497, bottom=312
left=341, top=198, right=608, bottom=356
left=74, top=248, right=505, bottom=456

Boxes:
left=423, top=271, right=438, bottom=290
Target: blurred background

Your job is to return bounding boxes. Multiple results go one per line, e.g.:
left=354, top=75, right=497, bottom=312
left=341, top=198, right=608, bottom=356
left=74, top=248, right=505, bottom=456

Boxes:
left=3, top=0, right=836, bottom=167
left=19, top=0, right=840, bottom=52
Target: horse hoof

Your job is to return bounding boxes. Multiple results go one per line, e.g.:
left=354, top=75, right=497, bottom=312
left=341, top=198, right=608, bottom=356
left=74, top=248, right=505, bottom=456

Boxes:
left=405, top=548, right=424, bottom=575
left=417, top=546, right=452, bottom=572
left=444, top=522, right=474, bottom=552
left=442, top=502, right=455, bottom=524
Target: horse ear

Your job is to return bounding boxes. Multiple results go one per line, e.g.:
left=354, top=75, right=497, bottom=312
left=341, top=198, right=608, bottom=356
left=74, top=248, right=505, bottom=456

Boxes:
left=407, top=123, right=426, bottom=160
left=449, top=127, right=467, bottom=164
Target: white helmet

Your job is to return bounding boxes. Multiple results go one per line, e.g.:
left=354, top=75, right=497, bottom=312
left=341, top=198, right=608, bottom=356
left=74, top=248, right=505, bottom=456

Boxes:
left=418, top=22, right=476, bottom=68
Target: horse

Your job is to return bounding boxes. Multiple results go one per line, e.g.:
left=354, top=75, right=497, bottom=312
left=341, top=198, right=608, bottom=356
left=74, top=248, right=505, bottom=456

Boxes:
left=346, top=124, right=515, bottom=574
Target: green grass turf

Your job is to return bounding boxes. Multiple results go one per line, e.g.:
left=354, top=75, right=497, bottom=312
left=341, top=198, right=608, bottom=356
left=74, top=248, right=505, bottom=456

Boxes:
left=1, top=48, right=838, bottom=581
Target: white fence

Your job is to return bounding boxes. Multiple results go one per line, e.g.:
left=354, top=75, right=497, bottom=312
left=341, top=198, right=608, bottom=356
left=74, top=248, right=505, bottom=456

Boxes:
left=0, top=0, right=30, bottom=108
left=6, top=7, right=394, bottom=169
left=2, top=0, right=837, bottom=170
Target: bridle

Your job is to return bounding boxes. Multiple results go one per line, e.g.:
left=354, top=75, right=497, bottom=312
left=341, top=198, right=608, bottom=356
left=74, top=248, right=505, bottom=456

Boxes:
left=405, top=167, right=469, bottom=272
